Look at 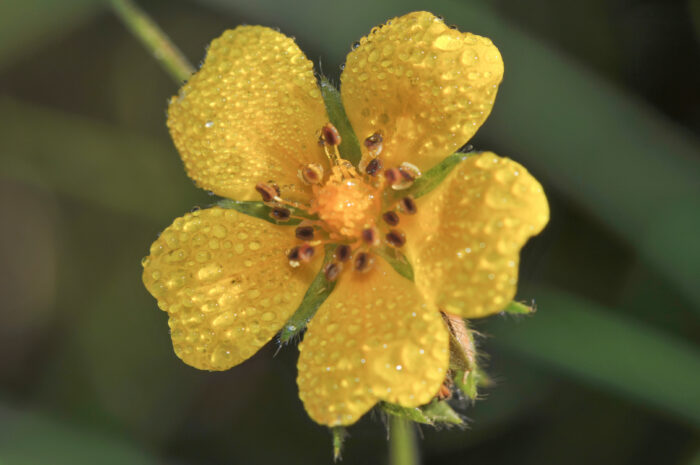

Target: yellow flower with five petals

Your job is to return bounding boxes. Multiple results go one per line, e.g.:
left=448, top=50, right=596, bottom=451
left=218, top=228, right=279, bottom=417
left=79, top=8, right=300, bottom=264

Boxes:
left=142, top=11, right=549, bottom=427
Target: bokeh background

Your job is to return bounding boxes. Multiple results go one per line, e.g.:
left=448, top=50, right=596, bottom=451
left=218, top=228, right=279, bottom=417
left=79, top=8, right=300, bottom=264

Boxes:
left=1, top=0, right=699, bottom=464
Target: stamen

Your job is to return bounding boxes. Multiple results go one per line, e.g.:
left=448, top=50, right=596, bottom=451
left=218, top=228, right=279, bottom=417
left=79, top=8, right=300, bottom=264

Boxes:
left=295, top=225, right=315, bottom=241
left=300, top=163, right=324, bottom=184
left=365, top=158, right=383, bottom=176
left=320, top=123, right=342, bottom=146
left=385, top=229, right=406, bottom=247
left=255, top=183, right=278, bottom=202
left=361, top=227, right=379, bottom=246
left=398, top=196, right=417, bottom=215
left=298, top=243, right=315, bottom=262
left=392, top=162, right=422, bottom=190
left=437, top=381, right=453, bottom=401
left=287, top=246, right=301, bottom=264
left=270, top=207, right=291, bottom=221
left=324, top=262, right=342, bottom=282
left=382, top=211, right=400, bottom=226
left=384, top=168, right=402, bottom=186
left=364, top=132, right=383, bottom=155
left=335, top=244, right=352, bottom=262
left=353, top=252, right=374, bottom=273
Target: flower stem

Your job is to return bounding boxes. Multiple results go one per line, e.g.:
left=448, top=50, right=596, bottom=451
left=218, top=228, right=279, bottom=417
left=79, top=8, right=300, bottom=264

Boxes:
left=390, top=415, right=419, bottom=465
left=109, top=0, right=195, bottom=84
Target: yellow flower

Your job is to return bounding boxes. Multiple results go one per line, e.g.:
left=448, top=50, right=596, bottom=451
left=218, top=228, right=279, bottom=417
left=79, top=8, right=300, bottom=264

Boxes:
left=142, top=11, right=549, bottom=427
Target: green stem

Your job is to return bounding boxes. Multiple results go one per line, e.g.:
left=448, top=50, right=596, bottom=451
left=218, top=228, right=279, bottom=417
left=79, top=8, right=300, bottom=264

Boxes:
left=389, top=416, right=419, bottom=465
left=109, top=0, right=195, bottom=84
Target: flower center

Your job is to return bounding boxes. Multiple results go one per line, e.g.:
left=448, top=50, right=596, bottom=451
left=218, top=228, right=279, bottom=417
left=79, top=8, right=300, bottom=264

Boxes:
left=311, top=174, right=380, bottom=239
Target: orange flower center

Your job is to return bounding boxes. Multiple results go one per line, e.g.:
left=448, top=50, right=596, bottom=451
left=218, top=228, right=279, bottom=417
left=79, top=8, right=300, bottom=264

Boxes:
left=311, top=177, right=381, bottom=239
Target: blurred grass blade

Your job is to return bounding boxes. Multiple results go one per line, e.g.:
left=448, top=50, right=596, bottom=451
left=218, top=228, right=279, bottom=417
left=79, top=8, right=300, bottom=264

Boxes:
left=0, top=96, right=203, bottom=222
left=490, top=288, right=700, bottom=426
left=0, top=0, right=100, bottom=71
left=198, top=0, right=700, bottom=308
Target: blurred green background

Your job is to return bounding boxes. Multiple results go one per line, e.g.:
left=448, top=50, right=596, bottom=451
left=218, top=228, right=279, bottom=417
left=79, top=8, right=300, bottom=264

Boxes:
left=1, top=0, right=699, bottom=463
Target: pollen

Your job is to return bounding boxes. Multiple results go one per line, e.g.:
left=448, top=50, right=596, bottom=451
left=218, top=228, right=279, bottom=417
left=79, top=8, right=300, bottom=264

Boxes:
left=311, top=177, right=381, bottom=238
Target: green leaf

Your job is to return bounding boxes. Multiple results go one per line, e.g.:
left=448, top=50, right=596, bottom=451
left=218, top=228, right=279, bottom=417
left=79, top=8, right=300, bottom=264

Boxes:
left=216, top=198, right=313, bottom=226
left=401, top=151, right=474, bottom=200
left=278, top=245, right=337, bottom=343
left=374, top=245, right=414, bottom=281
left=319, top=76, right=362, bottom=166
left=330, top=427, right=347, bottom=462
left=491, top=288, right=700, bottom=426
left=420, top=400, right=463, bottom=425
left=502, top=300, right=535, bottom=315
left=381, top=403, right=433, bottom=425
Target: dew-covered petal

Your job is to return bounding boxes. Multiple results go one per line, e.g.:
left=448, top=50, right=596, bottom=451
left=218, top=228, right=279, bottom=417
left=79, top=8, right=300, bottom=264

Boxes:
left=297, top=259, right=449, bottom=426
left=167, top=26, right=328, bottom=201
left=403, top=152, right=549, bottom=318
left=341, top=11, right=504, bottom=172
left=142, top=207, right=318, bottom=371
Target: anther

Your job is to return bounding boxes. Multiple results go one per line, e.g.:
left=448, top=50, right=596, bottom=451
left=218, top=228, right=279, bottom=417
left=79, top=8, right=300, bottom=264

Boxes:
left=295, top=225, right=315, bottom=241
left=335, top=244, right=352, bottom=262
left=382, top=211, right=400, bottom=226
left=399, top=196, right=417, bottom=215
left=361, top=227, right=379, bottom=245
left=324, top=262, right=342, bottom=282
left=255, top=183, right=278, bottom=202
left=298, top=243, right=315, bottom=262
left=353, top=252, right=374, bottom=273
left=320, top=123, right=342, bottom=146
left=437, top=381, right=453, bottom=401
left=300, top=163, right=324, bottom=184
left=365, top=158, right=383, bottom=176
left=364, top=132, right=383, bottom=155
left=270, top=207, right=291, bottom=221
left=385, top=229, right=406, bottom=247
left=287, top=246, right=301, bottom=262
left=384, top=168, right=402, bottom=186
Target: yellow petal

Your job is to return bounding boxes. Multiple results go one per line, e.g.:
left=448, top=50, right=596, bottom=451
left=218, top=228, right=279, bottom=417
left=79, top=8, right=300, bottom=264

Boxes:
left=297, top=259, right=449, bottom=426
left=403, top=152, right=549, bottom=318
left=341, top=12, right=504, bottom=172
left=168, top=26, right=328, bottom=201
left=142, top=207, right=318, bottom=370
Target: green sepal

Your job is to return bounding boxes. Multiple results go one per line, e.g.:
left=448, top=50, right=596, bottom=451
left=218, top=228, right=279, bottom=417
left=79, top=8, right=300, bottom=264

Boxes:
left=399, top=151, right=476, bottom=200
left=330, top=426, right=347, bottom=462
left=420, top=399, right=463, bottom=425
left=502, top=300, right=536, bottom=314
left=381, top=403, right=433, bottom=425
left=374, top=245, right=414, bottom=282
left=381, top=400, right=463, bottom=426
left=278, top=245, right=337, bottom=343
left=216, top=198, right=315, bottom=226
left=319, top=76, right=362, bottom=166
left=454, top=367, right=492, bottom=401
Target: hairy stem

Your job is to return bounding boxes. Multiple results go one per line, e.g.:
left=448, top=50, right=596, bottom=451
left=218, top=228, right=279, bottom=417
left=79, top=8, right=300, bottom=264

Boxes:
left=109, top=0, right=195, bottom=84
left=389, top=415, right=419, bottom=465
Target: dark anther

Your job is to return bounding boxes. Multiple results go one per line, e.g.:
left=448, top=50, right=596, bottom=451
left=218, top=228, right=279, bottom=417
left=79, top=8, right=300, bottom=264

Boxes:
left=287, top=246, right=301, bottom=262
left=361, top=227, right=378, bottom=245
left=301, top=163, right=324, bottom=184
left=324, top=262, right=342, bottom=281
left=385, top=229, right=406, bottom=247
left=270, top=207, right=291, bottom=221
left=321, top=123, right=342, bottom=146
left=298, top=244, right=315, bottom=262
left=353, top=252, right=374, bottom=273
left=365, top=158, right=383, bottom=176
left=398, top=167, right=415, bottom=181
left=255, top=183, right=278, bottom=202
left=335, top=244, right=352, bottom=262
left=364, top=132, right=383, bottom=150
left=295, top=225, right=315, bottom=241
left=382, top=211, right=400, bottom=226
left=458, top=143, right=474, bottom=153
left=399, top=196, right=417, bottom=215
left=384, top=168, right=402, bottom=186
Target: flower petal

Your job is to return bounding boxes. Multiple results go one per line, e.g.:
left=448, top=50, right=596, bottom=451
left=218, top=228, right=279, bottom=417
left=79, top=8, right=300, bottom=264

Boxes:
left=341, top=11, right=503, bottom=172
left=168, top=26, right=328, bottom=201
left=142, top=207, right=318, bottom=370
left=404, top=152, right=549, bottom=318
left=297, top=259, right=449, bottom=426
